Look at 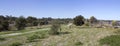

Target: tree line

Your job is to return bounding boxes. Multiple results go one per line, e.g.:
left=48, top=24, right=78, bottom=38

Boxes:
left=0, top=15, right=72, bottom=31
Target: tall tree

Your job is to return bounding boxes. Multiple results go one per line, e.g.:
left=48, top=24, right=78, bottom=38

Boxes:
left=73, top=15, right=85, bottom=26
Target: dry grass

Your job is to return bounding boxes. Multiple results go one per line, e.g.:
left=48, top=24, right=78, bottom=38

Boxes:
left=0, top=25, right=115, bottom=46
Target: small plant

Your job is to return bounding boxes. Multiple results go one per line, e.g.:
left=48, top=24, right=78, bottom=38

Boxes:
left=75, top=41, right=83, bottom=46
left=49, top=24, right=61, bottom=35
left=10, top=42, right=22, bottom=46
left=49, top=20, right=61, bottom=35
left=27, top=34, right=40, bottom=42
left=0, top=36, right=6, bottom=41
left=84, top=22, right=89, bottom=26
left=35, top=31, right=48, bottom=39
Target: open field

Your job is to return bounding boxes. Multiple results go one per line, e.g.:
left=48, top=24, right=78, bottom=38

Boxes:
left=0, top=25, right=116, bottom=46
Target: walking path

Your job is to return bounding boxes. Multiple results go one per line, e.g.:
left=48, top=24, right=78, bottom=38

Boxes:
left=0, top=28, right=50, bottom=37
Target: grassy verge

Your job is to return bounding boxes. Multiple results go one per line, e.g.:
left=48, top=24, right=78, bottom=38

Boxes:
left=0, top=29, right=49, bottom=46
left=99, top=35, right=120, bottom=46
left=99, top=28, right=120, bottom=46
left=0, top=25, right=51, bottom=35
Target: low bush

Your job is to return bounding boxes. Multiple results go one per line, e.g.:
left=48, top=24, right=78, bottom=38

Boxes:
left=0, top=36, right=6, bottom=41
left=27, top=34, right=40, bottom=42
left=35, top=31, right=48, bottom=39
left=75, top=41, right=83, bottom=46
left=99, top=35, right=120, bottom=46
left=84, top=22, right=89, bottom=26
left=10, top=42, right=22, bottom=46
left=49, top=24, right=61, bottom=35
left=27, top=31, right=48, bottom=42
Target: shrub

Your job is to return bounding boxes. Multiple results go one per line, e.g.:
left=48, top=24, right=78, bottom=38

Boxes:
left=35, top=31, right=48, bottom=39
left=112, top=20, right=118, bottom=26
left=27, top=31, right=48, bottom=42
left=75, top=41, right=83, bottom=45
left=27, top=34, right=40, bottom=42
left=0, top=36, right=6, bottom=41
left=10, top=42, right=22, bottom=46
left=99, top=35, right=120, bottom=46
left=84, top=22, right=89, bottom=26
left=49, top=24, right=61, bottom=35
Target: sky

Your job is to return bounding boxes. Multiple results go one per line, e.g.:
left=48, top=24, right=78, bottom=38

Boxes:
left=0, top=0, right=120, bottom=20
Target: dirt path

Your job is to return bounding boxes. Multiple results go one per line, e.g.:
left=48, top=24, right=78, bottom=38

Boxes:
left=0, top=28, right=50, bottom=37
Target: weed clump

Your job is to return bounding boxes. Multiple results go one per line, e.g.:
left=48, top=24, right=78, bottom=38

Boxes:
left=0, top=36, right=6, bottom=41
left=49, top=20, right=61, bottom=35
left=75, top=41, right=83, bottom=46
left=27, top=31, right=48, bottom=42
left=10, top=42, right=22, bottom=46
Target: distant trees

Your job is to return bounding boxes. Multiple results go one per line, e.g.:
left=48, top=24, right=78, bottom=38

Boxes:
left=89, top=16, right=97, bottom=24
left=0, top=15, right=9, bottom=31
left=73, top=15, right=85, bottom=26
left=26, top=16, right=38, bottom=26
left=0, top=15, right=73, bottom=31
left=15, top=16, right=26, bottom=30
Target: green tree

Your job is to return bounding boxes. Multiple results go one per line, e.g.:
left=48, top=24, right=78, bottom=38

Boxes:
left=0, top=15, right=9, bottom=31
left=89, top=16, right=97, bottom=24
left=26, top=16, right=37, bottom=26
left=15, top=16, right=26, bottom=30
left=73, top=15, right=85, bottom=26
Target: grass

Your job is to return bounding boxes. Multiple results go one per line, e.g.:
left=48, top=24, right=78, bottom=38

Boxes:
left=99, top=28, right=120, bottom=46
left=34, top=25, right=114, bottom=46
left=0, top=28, right=49, bottom=46
left=75, top=41, right=83, bottom=46
left=0, top=25, right=51, bottom=35
left=99, top=35, right=120, bottom=46
left=0, top=25, right=115, bottom=46
left=27, top=31, right=49, bottom=42
left=0, top=36, right=6, bottom=41
left=9, top=42, right=22, bottom=46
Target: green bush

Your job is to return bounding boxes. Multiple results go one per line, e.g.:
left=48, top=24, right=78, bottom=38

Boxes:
left=49, top=24, right=61, bottom=35
left=75, top=41, right=83, bottom=46
left=0, top=36, right=6, bottom=41
left=27, top=31, right=48, bottom=42
left=84, top=22, right=89, bottom=26
left=27, top=34, right=40, bottom=42
left=99, top=35, right=120, bottom=46
left=10, top=42, right=22, bottom=46
left=35, top=31, right=48, bottom=39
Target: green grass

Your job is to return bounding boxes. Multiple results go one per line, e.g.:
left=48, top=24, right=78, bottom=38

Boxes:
left=34, top=25, right=114, bottom=46
left=0, top=29, right=49, bottom=46
left=0, top=25, right=115, bottom=46
left=0, top=36, right=6, bottom=41
left=99, top=35, right=120, bottom=46
left=0, top=25, right=51, bottom=35
left=9, top=42, right=22, bottom=46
